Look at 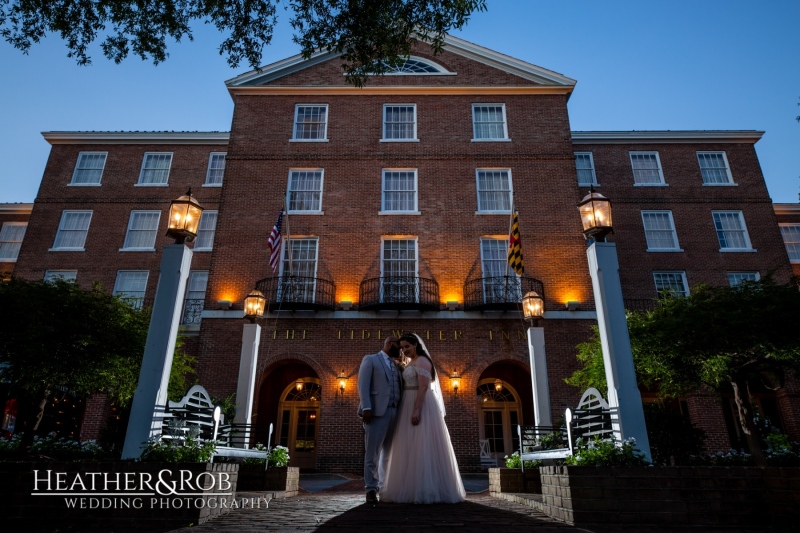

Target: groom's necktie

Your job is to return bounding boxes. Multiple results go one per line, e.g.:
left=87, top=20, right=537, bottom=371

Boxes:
left=388, top=356, right=397, bottom=407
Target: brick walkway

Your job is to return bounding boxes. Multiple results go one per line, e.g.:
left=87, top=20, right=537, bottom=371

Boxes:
left=170, top=492, right=587, bottom=532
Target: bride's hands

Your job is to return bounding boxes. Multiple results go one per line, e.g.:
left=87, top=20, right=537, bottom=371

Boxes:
left=411, top=409, right=421, bottom=425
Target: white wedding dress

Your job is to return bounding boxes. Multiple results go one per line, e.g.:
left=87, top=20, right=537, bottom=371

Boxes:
left=380, top=365, right=466, bottom=503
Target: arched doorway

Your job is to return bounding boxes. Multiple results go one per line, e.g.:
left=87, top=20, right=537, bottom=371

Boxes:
left=275, top=378, right=320, bottom=469
left=477, top=379, right=524, bottom=456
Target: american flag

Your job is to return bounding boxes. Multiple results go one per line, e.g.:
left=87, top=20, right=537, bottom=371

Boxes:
left=268, top=210, right=283, bottom=272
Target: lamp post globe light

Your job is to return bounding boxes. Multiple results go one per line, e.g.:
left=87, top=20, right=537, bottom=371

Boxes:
left=233, top=289, right=266, bottom=447
left=523, top=290, right=551, bottom=427
left=121, top=192, right=203, bottom=459
left=579, top=192, right=652, bottom=461
left=521, top=290, right=544, bottom=325
left=243, top=290, right=266, bottom=322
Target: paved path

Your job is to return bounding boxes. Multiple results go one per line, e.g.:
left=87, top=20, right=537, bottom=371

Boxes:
left=171, top=492, right=588, bottom=532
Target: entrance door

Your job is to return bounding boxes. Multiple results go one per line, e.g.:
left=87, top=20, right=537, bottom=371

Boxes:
left=477, top=380, right=522, bottom=456
left=276, top=379, right=320, bottom=470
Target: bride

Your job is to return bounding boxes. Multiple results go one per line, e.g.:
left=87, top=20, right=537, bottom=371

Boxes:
left=379, top=333, right=466, bottom=503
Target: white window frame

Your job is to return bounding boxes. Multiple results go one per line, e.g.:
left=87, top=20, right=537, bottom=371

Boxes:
left=113, top=270, right=149, bottom=309
left=476, top=168, right=513, bottom=214
left=380, top=237, right=419, bottom=278
left=204, top=152, right=226, bottom=186
left=136, top=152, right=173, bottom=186
left=121, top=210, right=161, bottom=251
left=380, top=169, right=419, bottom=214
left=287, top=169, right=324, bottom=213
left=381, top=104, right=418, bottom=142
left=278, top=237, right=320, bottom=302
left=575, top=152, right=597, bottom=186
left=69, top=152, right=107, bottom=186
left=194, top=210, right=218, bottom=251
left=712, top=211, right=754, bottom=251
left=0, top=222, right=27, bottom=261
left=44, top=270, right=77, bottom=283
left=471, top=104, right=509, bottom=141
left=780, top=224, right=800, bottom=262
left=727, top=272, right=760, bottom=286
left=697, top=151, right=734, bottom=186
left=641, top=210, right=682, bottom=251
left=51, top=210, right=93, bottom=251
left=480, top=237, right=521, bottom=303
left=653, top=271, right=689, bottom=298
left=292, top=104, right=329, bottom=141
left=630, top=151, right=666, bottom=186
left=377, top=56, right=453, bottom=75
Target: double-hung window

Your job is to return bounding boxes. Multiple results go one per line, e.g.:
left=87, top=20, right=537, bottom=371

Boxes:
left=205, top=153, right=226, bottom=186
left=279, top=238, right=319, bottom=303
left=381, top=238, right=418, bottom=302
left=472, top=104, right=508, bottom=140
left=630, top=152, right=665, bottom=185
left=641, top=211, right=681, bottom=251
left=728, top=272, right=760, bottom=286
left=70, top=152, right=107, bottom=185
left=52, top=211, right=92, bottom=250
left=575, top=152, right=597, bottom=186
left=181, top=271, right=208, bottom=325
left=194, top=211, right=218, bottom=251
left=697, top=152, right=733, bottom=185
left=113, top=271, right=149, bottom=309
left=480, top=238, right=521, bottom=304
left=382, top=105, right=417, bottom=140
left=122, top=211, right=160, bottom=250
left=287, top=169, right=324, bottom=212
left=712, top=211, right=752, bottom=250
left=293, top=105, right=328, bottom=140
left=44, top=270, right=77, bottom=283
left=138, top=153, right=172, bottom=185
left=653, top=271, right=689, bottom=298
left=381, top=169, right=418, bottom=213
left=779, top=224, right=800, bottom=262
left=0, top=222, right=27, bottom=261
left=476, top=169, right=512, bottom=213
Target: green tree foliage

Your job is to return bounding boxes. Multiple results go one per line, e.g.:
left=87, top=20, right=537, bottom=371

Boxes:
left=0, top=0, right=486, bottom=86
left=567, top=276, right=800, bottom=466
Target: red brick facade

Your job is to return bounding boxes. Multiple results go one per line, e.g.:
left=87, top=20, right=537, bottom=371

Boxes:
left=7, top=37, right=799, bottom=468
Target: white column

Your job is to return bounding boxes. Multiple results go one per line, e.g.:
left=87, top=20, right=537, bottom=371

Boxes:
left=233, top=322, right=262, bottom=448
left=586, top=241, right=652, bottom=461
left=122, top=244, right=193, bottom=459
left=527, top=326, right=552, bottom=427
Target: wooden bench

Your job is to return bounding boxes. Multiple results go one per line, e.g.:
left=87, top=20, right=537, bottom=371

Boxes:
left=517, top=387, right=619, bottom=467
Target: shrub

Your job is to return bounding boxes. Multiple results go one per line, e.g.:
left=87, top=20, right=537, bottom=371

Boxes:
left=0, top=433, right=25, bottom=461
left=140, top=435, right=217, bottom=463
left=504, top=450, right=541, bottom=469
left=240, top=444, right=290, bottom=468
left=687, top=449, right=754, bottom=466
left=564, top=437, right=650, bottom=466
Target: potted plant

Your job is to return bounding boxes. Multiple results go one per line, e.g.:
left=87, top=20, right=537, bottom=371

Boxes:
left=237, top=445, right=298, bottom=495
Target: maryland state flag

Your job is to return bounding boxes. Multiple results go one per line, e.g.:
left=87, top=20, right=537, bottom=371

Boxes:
left=508, top=210, right=524, bottom=275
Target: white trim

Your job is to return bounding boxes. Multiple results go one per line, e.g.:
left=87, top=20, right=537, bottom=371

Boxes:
left=382, top=104, right=418, bottom=141
left=376, top=55, right=453, bottom=75
left=727, top=271, right=761, bottom=286
left=43, top=132, right=230, bottom=145
left=653, top=271, right=689, bottom=298
left=205, top=152, right=227, bottom=186
left=0, top=203, right=33, bottom=215
left=773, top=204, right=800, bottom=216
left=471, top=103, right=509, bottom=141
left=121, top=210, right=161, bottom=251
left=381, top=168, right=418, bottom=213
left=137, top=152, right=173, bottom=185
left=69, top=151, right=108, bottom=186
left=696, top=151, right=734, bottom=185
left=293, top=104, right=329, bottom=141
left=475, top=168, right=513, bottom=214
left=712, top=210, right=753, bottom=251
left=44, top=270, right=78, bottom=283
left=380, top=236, right=419, bottom=278
left=0, top=221, right=27, bottom=262
left=641, top=210, right=681, bottom=251
left=574, top=152, right=597, bottom=186
left=229, top=86, right=573, bottom=96
left=52, top=210, right=92, bottom=251
left=193, top=210, right=218, bottom=252
left=572, top=130, right=764, bottom=144
left=278, top=237, right=320, bottom=281
left=287, top=168, right=325, bottom=213
left=629, top=151, right=665, bottom=185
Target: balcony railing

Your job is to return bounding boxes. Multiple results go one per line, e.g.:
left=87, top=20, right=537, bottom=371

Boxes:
left=254, top=275, right=336, bottom=311
left=359, top=276, right=440, bottom=311
left=463, top=275, right=545, bottom=311
left=180, top=298, right=205, bottom=325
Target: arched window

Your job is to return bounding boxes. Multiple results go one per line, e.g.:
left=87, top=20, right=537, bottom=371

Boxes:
left=382, top=57, right=449, bottom=74
left=476, top=379, right=522, bottom=455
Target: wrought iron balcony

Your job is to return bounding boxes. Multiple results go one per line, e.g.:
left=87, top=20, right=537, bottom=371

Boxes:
left=463, top=275, right=545, bottom=311
left=180, top=298, right=205, bottom=325
left=359, top=276, right=440, bottom=311
left=254, top=275, right=336, bottom=311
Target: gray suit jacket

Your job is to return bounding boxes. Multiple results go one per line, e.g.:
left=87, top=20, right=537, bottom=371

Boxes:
left=357, top=351, right=401, bottom=417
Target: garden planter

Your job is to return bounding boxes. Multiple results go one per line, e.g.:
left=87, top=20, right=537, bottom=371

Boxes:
left=488, top=467, right=541, bottom=494
left=237, top=465, right=299, bottom=496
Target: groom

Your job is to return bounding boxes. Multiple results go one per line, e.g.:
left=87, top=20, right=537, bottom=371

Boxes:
left=358, top=336, right=402, bottom=503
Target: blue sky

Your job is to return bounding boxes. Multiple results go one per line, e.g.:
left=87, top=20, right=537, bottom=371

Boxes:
left=1, top=0, right=798, bottom=204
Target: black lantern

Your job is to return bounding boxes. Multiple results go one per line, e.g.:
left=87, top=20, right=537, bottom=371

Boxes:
left=166, top=189, right=204, bottom=244
left=522, top=290, right=545, bottom=325
left=578, top=190, right=613, bottom=242
left=243, top=289, right=266, bottom=322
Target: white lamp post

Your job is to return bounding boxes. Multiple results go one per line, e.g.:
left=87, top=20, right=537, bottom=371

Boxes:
left=522, top=290, right=551, bottom=427
left=122, top=190, right=203, bottom=459
left=233, top=290, right=266, bottom=447
left=578, top=190, right=652, bottom=461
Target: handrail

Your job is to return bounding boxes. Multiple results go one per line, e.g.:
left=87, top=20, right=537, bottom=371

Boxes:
left=463, top=275, right=544, bottom=311
left=255, top=275, right=336, bottom=311
left=359, top=276, right=440, bottom=311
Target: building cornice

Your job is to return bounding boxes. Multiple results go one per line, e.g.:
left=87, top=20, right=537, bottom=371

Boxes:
left=571, top=130, right=764, bottom=144
left=0, top=203, right=33, bottom=215
left=773, top=203, right=800, bottom=215
left=228, top=85, right=573, bottom=96
left=42, top=132, right=230, bottom=145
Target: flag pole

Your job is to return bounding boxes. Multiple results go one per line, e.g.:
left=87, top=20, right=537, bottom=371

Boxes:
left=283, top=190, right=293, bottom=278
left=505, top=194, right=516, bottom=296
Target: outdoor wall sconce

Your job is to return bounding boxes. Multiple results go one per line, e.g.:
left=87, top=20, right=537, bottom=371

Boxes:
left=340, top=300, right=352, bottom=311
left=446, top=301, right=458, bottom=311
left=296, top=379, right=304, bottom=392
left=166, top=189, right=204, bottom=244
left=565, top=301, right=580, bottom=311
left=338, top=370, right=348, bottom=396
left=217, top=300, right=232, bottom=310
left=450, top=371, right=461, bottom=394
left=578, top=189, right=613, bottom=242
left=522, top=290, right=545, bottom=326
left=243, top=290, right=266, bottom=322
left=494, top=379, right=504, bottom=392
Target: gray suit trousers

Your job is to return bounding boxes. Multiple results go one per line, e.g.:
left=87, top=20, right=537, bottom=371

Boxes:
left=363, top=406, right=397, bottom=492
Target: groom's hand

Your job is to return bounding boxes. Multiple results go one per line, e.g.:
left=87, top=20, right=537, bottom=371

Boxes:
left=412, top=409, right=421, bottom=425
left=362, top=410, right=373, bottom=424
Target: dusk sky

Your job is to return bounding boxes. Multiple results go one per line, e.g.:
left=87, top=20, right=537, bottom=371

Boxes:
left=1, top=0, right=798, bottom=204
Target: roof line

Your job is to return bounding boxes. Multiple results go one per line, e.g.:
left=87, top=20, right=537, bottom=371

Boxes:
left=572, top=130, right=764, bottom=144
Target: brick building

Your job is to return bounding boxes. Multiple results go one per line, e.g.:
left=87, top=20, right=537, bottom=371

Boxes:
left=7, top=36, right=799, bottom=470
